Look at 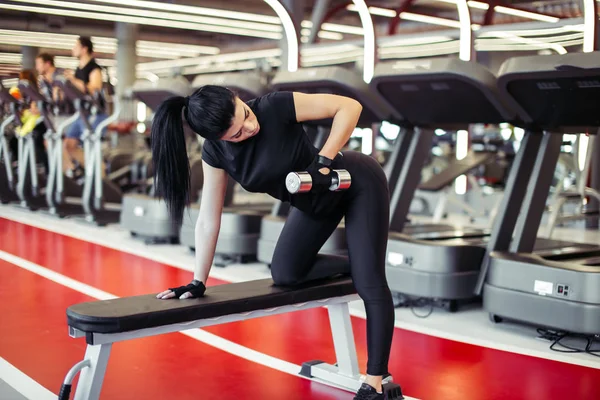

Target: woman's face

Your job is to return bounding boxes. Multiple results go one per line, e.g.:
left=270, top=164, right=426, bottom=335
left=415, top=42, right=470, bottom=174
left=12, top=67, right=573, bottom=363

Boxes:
left=221, top=97, right=260, bottom=143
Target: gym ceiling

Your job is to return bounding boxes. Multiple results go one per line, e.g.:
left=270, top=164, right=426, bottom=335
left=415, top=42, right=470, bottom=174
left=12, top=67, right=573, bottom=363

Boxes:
left=0, top=0, right=595, bottom=81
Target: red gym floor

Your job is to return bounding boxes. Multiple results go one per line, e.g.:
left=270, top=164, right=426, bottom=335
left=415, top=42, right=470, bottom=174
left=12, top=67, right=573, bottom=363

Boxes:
left=0, top=216, right=599, bottom=400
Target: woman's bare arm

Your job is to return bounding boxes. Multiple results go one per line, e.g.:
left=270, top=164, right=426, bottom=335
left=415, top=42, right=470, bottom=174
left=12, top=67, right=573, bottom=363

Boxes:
left=292, top=92, right=362, bottom=161
left=157, top=161, right=228, bottom=299
left=193, top=162, right=228, bottom=284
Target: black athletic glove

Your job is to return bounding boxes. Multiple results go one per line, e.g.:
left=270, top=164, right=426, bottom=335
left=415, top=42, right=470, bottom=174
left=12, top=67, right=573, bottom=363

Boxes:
left=306, top=155, right=335, bottom=193
left=168, top=280, right=206, bottom=299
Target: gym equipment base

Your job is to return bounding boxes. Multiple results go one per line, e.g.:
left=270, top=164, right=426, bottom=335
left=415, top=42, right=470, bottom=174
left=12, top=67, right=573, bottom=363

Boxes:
left=61, top=277, right=404, bottom=399
left=120, top=194, right=180, bottom=243
left=0, top=166, right=18, bottom=204
left=180, top=204, right=269, bottom=266
left=257, top=215, right=348, bottom=265
left=483, top=252, right=600, bottom=335
left=386, top=234, right=600, bottom=302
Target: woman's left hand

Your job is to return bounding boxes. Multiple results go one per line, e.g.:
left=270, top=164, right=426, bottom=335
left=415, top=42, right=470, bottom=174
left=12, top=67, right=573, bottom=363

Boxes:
left=307, top=156, right=334, bottom=193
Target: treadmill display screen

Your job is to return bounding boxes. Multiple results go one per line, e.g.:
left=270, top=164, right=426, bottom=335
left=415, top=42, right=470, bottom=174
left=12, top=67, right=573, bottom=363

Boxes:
left=506, top=76, right=600, bottom=129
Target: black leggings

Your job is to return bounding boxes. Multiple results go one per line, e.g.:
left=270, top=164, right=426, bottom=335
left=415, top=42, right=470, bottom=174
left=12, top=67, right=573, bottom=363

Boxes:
left=271, top=151, right=394, bottom=376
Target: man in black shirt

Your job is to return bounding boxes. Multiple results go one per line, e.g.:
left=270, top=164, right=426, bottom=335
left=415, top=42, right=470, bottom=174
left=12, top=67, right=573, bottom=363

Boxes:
left=62, top=36, right=108, bottom=176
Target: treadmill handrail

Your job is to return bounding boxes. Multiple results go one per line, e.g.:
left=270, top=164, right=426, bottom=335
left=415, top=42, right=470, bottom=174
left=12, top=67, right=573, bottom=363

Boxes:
left=17, top=79, right=56, bottom=133
left=53, top=76, right=103, bottom=113
left=17, top=80, right=48, bottom=104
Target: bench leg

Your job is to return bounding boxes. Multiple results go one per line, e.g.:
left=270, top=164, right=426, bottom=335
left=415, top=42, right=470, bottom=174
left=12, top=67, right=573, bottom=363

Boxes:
left=72, top=343, right=112, bottom=400
left=300, top=302, right=364, bottom=392
left=328, top=302, right=360, bottom=378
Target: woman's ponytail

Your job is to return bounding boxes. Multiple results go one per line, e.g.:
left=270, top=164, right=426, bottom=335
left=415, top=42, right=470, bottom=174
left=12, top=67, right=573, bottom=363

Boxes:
left=151, top=96, right=190, bottom=226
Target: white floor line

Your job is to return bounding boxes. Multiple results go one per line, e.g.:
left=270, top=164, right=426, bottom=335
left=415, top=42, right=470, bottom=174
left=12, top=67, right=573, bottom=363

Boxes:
left=0, top=249, right=418, bottom=400
left=2, top=206, right=600, bottom=371
left=350, top=307, right=600, bottom=370
left=0, top=357, right=56, bottom=400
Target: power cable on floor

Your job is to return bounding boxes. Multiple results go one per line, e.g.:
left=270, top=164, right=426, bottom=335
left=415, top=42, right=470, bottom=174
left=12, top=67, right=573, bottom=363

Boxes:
left=537, top=328, right=600, bottom=358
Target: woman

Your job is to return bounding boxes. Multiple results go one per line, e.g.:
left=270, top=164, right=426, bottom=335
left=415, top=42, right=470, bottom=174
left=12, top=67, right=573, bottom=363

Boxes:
left=152, top=86, right=394, bottom=400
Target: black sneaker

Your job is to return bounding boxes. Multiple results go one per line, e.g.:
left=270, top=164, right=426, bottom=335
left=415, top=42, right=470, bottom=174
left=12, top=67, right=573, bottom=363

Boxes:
left=354, top=382, right=404, bottom=400
left=354, top=383, right=383, bottom=400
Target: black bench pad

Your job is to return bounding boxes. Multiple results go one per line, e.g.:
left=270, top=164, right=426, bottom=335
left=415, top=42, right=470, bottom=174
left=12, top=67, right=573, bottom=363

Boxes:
left=67, top=276, right=356, bottom=335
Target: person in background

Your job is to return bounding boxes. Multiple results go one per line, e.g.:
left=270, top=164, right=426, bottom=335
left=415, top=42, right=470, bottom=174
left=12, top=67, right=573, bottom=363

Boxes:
left=62, top=36, right=108, bottom=177
left=35, top=53, right=63, bottom=84
left=9, top=70, right=49, bottom=174
left=35, top=52, right=64, bottom=103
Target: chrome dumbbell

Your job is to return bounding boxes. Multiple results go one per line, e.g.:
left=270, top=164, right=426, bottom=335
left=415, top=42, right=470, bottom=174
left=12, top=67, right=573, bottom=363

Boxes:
left=285, top=169, right=352, bottom=194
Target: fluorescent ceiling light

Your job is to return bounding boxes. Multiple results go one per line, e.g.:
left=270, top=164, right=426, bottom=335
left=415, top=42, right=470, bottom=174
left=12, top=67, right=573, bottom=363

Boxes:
left=183, top=61, right=258, bottom=75
left=97, top=0, right=363, bottom=37
left=136, top=49, right=282, bottom=72
left=302, top=49, right=365, bottom=63
left=380, top=36, right=454, bottom=47
left=301, top=30, right=344, bottom=43
left=90, top=0, right=281, bottom=24
left=350, top=1, right=559, bottom=24
left=347, top=4, right=397, bottom=17
left=0, top=28, right=219, bottom=55
left=302, top=44, right=360, bottom=56
left=13, top=0, right=282, bottom=33
left=380, top=42, right=461, bottom=58
left=0, top=29, right=220, bottom=58
left=494, top=6, right=560, bottom=23
left=478, top=24, right=585, bottom=37
left=400, top=12, right=462, bottom=28
left=481, top=32, right=567, bottom=54
left=301, top=30, right=344, bottom=41
left=466, top=1, right=489, bottom=10
left=302, top=21, right=364, bottom=35
left=0, top=4, right=282, bottom=40
left=2, top=78, right=19, bottom=87
left=349, top=5, right=480, bottom=30
left=481, top=32, right=583, bottom=45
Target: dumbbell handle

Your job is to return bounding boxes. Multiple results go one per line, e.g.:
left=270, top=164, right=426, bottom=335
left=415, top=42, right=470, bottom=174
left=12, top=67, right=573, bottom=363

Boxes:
left=286, top=169, right=351, bottom=194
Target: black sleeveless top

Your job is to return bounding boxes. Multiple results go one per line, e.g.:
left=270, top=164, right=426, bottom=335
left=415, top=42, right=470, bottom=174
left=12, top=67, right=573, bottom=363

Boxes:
left=75, top=59, right=102, bottom=86
left=201, top=91, right=345, bottom=215
left=75, top=58, right=105, bottom=110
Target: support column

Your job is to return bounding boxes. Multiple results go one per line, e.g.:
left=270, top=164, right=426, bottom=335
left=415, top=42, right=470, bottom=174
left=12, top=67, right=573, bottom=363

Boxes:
left=115, top=22, right=138, bottom=121
left=587, top=133, right=600, bottom=229
left=280, top=0, right=303, bottom=71
left=307, top=0, right=330, bottom=44
left=21, top=46, right=39, bottom=71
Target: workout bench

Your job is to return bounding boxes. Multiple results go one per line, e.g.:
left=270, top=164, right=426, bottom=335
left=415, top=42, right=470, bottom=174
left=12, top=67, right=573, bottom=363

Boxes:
left=61, top=276, right=404, bottom=399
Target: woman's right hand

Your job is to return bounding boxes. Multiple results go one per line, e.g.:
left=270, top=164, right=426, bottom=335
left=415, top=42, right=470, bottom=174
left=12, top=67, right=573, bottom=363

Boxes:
left=156, top=280, right=206, bottom=300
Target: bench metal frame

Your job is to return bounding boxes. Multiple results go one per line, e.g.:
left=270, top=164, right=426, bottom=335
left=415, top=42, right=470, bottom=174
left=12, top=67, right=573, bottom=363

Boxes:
left=64, top=293, right=381, bottom=399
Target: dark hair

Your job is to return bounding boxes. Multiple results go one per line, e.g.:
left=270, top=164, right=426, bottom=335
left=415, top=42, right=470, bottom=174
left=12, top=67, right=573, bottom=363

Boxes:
left=151, top=85, right=236, bottom=224
left=18, top=69, right=37, bottom=86
left=78, top=36, right=94, bottom=54
left=36, top=53, right=55, bottom=66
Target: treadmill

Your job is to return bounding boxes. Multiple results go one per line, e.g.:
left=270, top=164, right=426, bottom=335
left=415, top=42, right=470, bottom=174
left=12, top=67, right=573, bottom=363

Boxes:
left=119, top=76, right=197, bottom=242
left=179, top=72, right=274, bottom=265
left=12, top=79, right=49, bottom=211
left=370, top=58, right=596, bottom=309
left=23, top=78, right=85, bottom=218
left=256, top=65, right=403, bottom=265
left=477, top=51, right=600, bottom=334
left=0, top=83, right=20, bottom=204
